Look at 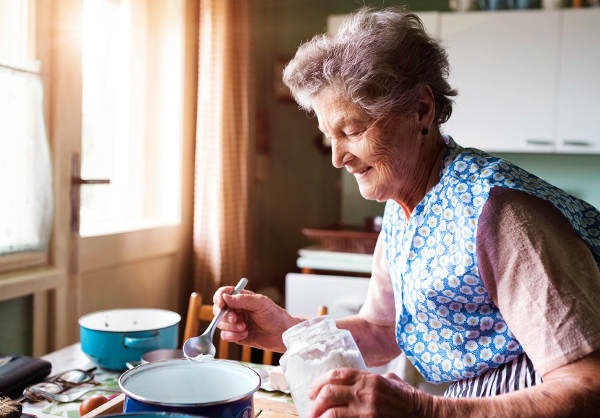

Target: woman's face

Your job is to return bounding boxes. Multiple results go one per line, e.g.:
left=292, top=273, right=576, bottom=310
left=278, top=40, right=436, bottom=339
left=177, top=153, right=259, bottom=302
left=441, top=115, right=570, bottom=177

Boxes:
left=312, top=88, right=423, bottom=204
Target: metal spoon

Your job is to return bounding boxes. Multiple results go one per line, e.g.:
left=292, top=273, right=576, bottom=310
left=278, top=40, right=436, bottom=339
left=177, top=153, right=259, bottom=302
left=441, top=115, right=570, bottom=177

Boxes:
left=25, top=386, right=120, bottom=403
left=183, top=277, right=248, bottom=360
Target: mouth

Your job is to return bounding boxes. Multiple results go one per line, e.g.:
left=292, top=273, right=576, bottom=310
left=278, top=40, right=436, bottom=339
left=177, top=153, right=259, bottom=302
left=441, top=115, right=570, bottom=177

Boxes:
left=348, top=166, right=372, bottom=177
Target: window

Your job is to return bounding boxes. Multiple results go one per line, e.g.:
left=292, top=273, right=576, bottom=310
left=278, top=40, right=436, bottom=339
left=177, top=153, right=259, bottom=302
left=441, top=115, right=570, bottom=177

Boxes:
left=80, top=0, right=183, bottom=236
left=0, top=0, right=52, bottom=266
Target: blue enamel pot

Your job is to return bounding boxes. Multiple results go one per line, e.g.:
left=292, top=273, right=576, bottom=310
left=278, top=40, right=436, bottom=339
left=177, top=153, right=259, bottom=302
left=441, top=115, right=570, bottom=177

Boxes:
left=119, top=359, right=260, bottom=418
left=105, top=414, right=208, bottom=418
left=79, top=309, right=180, bottom=371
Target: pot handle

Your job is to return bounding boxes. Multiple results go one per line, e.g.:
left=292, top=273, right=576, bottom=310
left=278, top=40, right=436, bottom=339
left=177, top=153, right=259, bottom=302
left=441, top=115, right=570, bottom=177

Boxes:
left=125, top=361, right=141, bottom=369
left=123, top=333, right=160, bottom=348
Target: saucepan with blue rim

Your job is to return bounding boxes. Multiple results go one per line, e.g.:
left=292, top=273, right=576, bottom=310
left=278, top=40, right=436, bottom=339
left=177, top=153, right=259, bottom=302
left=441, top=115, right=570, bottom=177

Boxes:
left=79, top=309, right=180, bottom=371
left=103, top=413, right=209, bottom=418
left=118, top=358, right=260, bottom=418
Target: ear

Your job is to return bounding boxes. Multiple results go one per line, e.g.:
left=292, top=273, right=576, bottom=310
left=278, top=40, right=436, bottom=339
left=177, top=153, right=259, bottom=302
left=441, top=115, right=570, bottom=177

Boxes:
left=415, top=84, right=436, bottom=130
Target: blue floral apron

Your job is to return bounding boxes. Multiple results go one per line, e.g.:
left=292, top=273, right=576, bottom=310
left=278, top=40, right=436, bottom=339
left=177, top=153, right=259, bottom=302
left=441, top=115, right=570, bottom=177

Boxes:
left=383, top=137, right=600, bottom=383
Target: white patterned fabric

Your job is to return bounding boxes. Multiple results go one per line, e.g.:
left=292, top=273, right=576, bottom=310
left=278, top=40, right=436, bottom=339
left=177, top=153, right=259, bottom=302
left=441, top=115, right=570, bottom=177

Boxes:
left=444, top=353, right=542, bottom=398
left=383, top=136, right=600, bottom=383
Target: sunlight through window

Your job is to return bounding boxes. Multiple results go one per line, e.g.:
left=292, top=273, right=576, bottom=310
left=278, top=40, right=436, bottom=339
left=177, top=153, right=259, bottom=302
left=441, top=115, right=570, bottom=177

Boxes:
left=80, top=0, right=182, bottom=236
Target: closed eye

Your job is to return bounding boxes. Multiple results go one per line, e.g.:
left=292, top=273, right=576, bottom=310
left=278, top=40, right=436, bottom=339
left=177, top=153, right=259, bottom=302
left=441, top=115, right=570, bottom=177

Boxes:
left=344, top=128, right=367, bottom=140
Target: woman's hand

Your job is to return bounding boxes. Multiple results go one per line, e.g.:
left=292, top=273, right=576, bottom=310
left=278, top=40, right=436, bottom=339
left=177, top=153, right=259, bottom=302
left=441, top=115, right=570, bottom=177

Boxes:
left=305, top=351, right=600, bottom=418
left=213, top=287, right=301, bottom=352
left=307, top=368, right=433, bottom=418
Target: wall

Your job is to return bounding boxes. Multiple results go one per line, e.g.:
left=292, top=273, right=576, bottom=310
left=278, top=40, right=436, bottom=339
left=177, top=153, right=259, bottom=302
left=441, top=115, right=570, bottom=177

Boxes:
left=0, top=296, right=32, bottom=355
left=496, top=153, right=600, bottom=206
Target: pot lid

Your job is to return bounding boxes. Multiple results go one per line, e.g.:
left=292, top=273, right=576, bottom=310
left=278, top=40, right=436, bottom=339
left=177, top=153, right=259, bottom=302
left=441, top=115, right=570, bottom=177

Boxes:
left=79, top=309, right=181, bottom=332
left=119, top=359, right=260, bottom=406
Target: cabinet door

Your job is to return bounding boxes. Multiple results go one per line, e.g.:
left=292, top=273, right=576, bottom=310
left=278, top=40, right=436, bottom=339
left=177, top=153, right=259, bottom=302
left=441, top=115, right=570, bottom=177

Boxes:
left=440, top=11, right=560, bottom=153
left=556, top=9, right=600, bottom=154
left=285, top=273, right=370, bottom=318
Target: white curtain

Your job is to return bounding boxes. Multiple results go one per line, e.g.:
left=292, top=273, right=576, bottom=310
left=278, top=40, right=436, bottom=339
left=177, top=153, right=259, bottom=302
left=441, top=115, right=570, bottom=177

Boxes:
left=0, top=67, right=52, bottom=254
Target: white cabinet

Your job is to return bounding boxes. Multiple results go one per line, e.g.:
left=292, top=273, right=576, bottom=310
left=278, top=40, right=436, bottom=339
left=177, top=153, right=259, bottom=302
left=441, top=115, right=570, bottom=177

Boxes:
left=556, top=9, right=600, bottom=153
left=441, top=10, right=561, bottom=153
left=285, top=273, right=369, bottom=318
left=441, top=9, right=600, bottom=154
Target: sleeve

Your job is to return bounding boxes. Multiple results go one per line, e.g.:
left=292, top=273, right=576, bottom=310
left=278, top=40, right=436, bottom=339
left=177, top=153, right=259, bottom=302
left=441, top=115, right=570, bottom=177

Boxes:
left=359, top=233, right=396, bottom=326
left=477, top=187, right=600, bottom=376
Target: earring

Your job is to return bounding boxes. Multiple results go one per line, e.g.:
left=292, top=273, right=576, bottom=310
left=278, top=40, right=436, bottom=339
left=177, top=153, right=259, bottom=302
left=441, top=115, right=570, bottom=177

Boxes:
left=421, top=127, right=429, bottom=136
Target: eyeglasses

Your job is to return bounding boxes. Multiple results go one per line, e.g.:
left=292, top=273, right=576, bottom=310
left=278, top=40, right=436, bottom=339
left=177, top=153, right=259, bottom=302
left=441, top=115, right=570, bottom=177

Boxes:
left=21, top=368, right=98, bottom=402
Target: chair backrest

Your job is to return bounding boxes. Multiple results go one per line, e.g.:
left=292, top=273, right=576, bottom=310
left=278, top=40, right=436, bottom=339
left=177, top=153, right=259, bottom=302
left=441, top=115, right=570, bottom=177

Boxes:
left=183, top=292, right=329, bottom=365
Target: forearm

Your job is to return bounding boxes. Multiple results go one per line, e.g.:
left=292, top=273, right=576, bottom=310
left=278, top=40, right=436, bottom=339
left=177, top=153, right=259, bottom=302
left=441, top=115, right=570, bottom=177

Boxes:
left=431, top=353, right=600, bottom=418
left=336, top=314, right=401, bottom=367
left=433, top=380, right=598, bottom=418
left=273, top=312, right=395, bottom=355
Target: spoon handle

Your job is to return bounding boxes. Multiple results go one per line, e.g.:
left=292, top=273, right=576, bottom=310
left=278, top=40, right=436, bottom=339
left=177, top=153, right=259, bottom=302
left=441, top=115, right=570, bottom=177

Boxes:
left=207, top=277, right=248, bottom=339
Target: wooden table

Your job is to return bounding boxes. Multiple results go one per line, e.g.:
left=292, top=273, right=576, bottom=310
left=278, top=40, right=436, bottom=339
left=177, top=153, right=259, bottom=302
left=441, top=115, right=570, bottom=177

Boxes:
left=21, top=343, right=298, bottom=418
left=251, top=394, right=298, bottom=418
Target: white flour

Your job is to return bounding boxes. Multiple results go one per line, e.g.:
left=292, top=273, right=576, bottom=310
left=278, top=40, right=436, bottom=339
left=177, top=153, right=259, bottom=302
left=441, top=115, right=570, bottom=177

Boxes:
left=281, top=347, right=365, bottom=418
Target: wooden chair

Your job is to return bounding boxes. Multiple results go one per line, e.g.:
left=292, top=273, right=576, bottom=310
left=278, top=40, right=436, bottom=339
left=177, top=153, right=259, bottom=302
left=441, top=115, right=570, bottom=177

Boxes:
left=183, top=292, right=329, bottom=365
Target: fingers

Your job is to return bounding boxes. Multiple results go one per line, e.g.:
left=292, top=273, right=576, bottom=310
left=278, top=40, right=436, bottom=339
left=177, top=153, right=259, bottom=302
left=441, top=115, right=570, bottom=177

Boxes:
left=309, top=375, right=374, bottom=418
left=308, top=369, right=364, bottom=417
left=219, top=327, right=248, bottom=343
left=216, top=309, right=249, bottom=343
left=308, top=368, right=359, bottom=400
left=212, top=286, right=254, bottom=309
left=381, top=372, right=407, bottom=385
left=308, top=385, right=353, bottom=418
left=210, top=288, right=292, bottom=351
left=218, top=310, right=244, bottom=327
left=212, top=286, right=231, bottom=309
left=222, top=291, right=270, bottom=312
left=308, top=370, right=424, bottom=418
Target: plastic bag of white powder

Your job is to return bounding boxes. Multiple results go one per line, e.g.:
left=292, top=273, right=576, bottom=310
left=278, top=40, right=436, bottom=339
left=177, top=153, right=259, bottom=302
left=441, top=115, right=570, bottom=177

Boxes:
left=279, top=317, right=366, bottom=418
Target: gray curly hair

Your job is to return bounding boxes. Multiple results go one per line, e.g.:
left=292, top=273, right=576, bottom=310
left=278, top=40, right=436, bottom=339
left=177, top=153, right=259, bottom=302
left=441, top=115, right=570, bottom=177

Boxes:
left=282, top=6, right=457, bottom=124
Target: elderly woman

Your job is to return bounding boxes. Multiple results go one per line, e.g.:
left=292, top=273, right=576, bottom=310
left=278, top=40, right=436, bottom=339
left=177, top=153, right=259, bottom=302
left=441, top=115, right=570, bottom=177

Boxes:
left=214, top=7, right=600, bottom=417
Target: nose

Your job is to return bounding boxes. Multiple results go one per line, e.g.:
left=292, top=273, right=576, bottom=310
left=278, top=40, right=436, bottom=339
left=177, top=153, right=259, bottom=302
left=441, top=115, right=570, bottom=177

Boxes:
left=330, top=138, right=349, bottom=169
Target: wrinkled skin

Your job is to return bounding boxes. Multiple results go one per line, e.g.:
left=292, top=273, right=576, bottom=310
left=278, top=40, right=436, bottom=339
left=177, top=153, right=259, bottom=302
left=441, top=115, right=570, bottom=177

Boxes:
left=213, top=287, right=300, bottom=352
left=312, top=86, right=443, bottom=214
left=307, top=368, right=433, bottom=418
